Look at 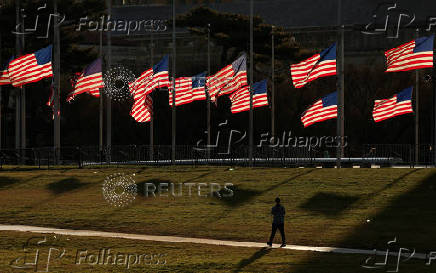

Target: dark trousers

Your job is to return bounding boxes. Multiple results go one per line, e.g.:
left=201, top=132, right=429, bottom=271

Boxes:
left=268, top=223, right=285, bottom=244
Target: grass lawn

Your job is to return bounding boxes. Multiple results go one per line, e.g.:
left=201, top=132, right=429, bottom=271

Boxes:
left=0, top=231, right=431, bottom=273
left=0, top=166, right=435, bottom=253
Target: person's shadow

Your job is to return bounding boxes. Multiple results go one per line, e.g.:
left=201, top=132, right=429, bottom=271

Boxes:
left=232, top=247, right=272, bottom=272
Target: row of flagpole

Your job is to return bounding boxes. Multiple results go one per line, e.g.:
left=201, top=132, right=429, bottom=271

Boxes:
left=5, top=0, right=436, bottom=167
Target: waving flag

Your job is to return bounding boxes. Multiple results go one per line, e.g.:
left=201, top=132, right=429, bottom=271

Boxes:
left=137, top=94, right=153, bottom=123
left=290, top=43, right=336, bottom=88
left=0, top=57, right=13, bottom=86
left=168, top=72, right=207, bottom=106
left=385, top=35, right=434, bottom=72
left=301, top=91, right=337, bottom=127
left=373, top=87, right=413, bottom=122
left=66, top=59, right=104, bottom=102
left=129, top=56, right=169, bottom=122
left=229, top=79, right=268, bottom=114
left=207, top=54, right=247, bottom=102
left=8, top=45, right=53, bottom=87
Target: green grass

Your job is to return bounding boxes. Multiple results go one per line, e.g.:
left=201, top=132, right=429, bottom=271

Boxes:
left=0, top=231, right=431, bottom=273
left=0, top=166, right=435, bottom=254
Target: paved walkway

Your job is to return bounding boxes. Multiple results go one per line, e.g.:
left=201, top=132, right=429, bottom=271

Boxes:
left=0, top=224, right=426, bottom=259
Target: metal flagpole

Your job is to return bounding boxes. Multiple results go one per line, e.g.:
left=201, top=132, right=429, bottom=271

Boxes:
left=207, top=23, right=211, bottom=161
left=99, top=25, right=103, bottom=154
left=15, top=0, right=21, bottom=151
left=0, top=5, right=2, bottom=150
left=415, top=29, right=420, bottom=165
left=271, top=26, right=275, bottom=139
left=106, top=0, right=112, bottom=163
left=433, top=33, right=436, bottom=166
left=248, top=0, right=254, bottom=167
left=150, top=30, right=154, bottom=161
left=336, top=0, right=345, bottom=168
left=20, top=3, right=26, bottom=153
left=171, top=0, right=176, bottom=164
left=53, top=0, right=61, bottom=164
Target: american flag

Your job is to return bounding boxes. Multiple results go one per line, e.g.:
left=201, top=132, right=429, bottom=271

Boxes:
left=207, top=54, right=247, bottom=102
left=66, top=59, right=104, bottom=102
left=290, top=43, right=336, bottom=88
left=129, top=56, right=169, bottom=122
left=0, top=57, right=13, bottom=86
left=229, top=79, right=268, bottom=114
left=385, top=35, right=434, bottom=72
left=301, top=91, right=337, bottom=127
left=8, top=45, right=53, bottom=87
left=372, top=86, right=413, bottom=122
left=168, top=72, right=207, bottom=106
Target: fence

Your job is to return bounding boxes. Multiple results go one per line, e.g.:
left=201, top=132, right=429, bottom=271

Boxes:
left=0, top=144, right=434, bottom=169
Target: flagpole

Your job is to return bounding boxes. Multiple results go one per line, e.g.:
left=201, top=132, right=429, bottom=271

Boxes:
left=53, top=0, right=61, bottom=164
left=106, top=0, right=112, bottom=163
left=150, top=29, right=154, bottom=161
left=336, top=0, right=345, bottom=168
left=248, top=0, right=254, bottom=167
left=271, top=26, right=275, bottom=139
left=0, top=5, right=2, bottom=150
left=20, top=3, right=26, bottom=154
left=415, top=29, right=420, bottom=166
left=171, top=0, right=176, bottom=165
left=15, top=0, right=21, bottom=151
left=433, top=33, right=436, bottom=166
left=99, top=24, right=103, bottom=154
left=207, top=23, right=211, bottom=161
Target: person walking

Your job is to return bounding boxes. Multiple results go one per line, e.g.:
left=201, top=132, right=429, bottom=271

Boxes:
left=267, top=197, right=286, bottom=247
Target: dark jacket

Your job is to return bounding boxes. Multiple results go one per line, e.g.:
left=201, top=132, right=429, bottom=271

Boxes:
left=271, top=204, right=285, bottom=224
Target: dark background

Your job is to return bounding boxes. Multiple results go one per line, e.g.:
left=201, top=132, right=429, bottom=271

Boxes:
left=0, top=0, right=435, bottom=150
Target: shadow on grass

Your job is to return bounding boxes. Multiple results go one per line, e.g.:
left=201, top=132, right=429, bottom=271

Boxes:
left=233, top=247, right=272, bottom=273
left=265, top=169, right=318, bottom=192
left=182, top=171, right=217, bottom=183
left=0, top=176, right=20, bottom=189
left=365, top=169, right=420, bottom=199
left=46, top=178, right=90, bottom=195
left=299, top=192, right=360, bottom=217
left=291, top=169, right=436, bottom=273
left=214, top=169, right=317, bottom=207
left=215, top=185, right=262, bottom=207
